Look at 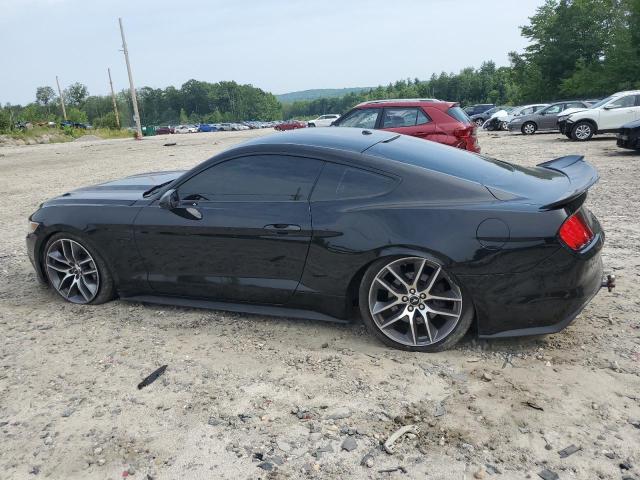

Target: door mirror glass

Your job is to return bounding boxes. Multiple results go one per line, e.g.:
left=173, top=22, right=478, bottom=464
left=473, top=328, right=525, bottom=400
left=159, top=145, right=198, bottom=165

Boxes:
left=159, top=189, right=179, bottom=209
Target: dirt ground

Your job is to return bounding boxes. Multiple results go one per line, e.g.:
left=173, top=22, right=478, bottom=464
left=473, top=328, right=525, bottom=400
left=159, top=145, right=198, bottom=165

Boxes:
left=1, top=129, right=639, bottom=480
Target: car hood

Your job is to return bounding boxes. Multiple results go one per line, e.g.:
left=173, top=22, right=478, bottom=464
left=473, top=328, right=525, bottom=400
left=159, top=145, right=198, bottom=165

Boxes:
left=43, top=170, right=185, bottom=207
left=558, top=107, right=588, bottom=118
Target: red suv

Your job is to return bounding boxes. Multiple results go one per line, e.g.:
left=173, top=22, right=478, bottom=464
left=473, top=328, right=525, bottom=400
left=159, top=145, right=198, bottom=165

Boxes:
left=332, top=99, right=479, bottom=152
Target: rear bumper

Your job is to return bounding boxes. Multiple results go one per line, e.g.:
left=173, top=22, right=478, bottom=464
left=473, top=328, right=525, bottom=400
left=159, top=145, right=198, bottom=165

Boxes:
left=462, top=232, right=604, bottom=338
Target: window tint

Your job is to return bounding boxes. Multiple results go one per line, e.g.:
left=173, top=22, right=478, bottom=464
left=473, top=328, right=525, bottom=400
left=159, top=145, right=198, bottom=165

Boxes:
left=381, top=108, right=428, bottom=128
left=447, top=106, right=471, bottom=124
left=312, top=163, right=397, bottom=201
left=566, top=102, right=586, bottom=109
left=520, top=107, right=534, bottom=115
left=542, top=104, right=563, bottom=114
left=179, top=155, right=323, bottom=201
left=608, top=95, right=635, bottom=108
left=337, top=108, right=381, bottom=128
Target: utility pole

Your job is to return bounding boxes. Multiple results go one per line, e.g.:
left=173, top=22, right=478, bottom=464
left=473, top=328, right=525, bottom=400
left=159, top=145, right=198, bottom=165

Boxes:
left=55, top=76, right=67, bottom=121
left=107, top=68, right=121, bottom=129
left=118, top=17, right=142, bottom=139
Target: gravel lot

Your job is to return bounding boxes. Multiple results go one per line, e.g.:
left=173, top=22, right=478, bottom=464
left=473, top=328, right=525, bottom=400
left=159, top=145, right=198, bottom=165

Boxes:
left=1, top=129, right=639, bottom=480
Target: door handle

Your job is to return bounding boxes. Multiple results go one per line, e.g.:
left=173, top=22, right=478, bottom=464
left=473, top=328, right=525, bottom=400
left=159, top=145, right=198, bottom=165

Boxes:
left=264, top=224, right=301, bottom=232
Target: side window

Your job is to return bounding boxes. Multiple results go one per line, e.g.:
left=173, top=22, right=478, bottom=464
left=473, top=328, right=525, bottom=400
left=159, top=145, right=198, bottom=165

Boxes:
left=544, top=105, right=563, bottom=114
left=312, top=163, right=397, bottom=201
left=608, top=96, right=635, bottom=109
left=337, top=108, right=381, bottom=128
left=636, top=95, right=640, bottom=106
left=382, top=108, right=421, bottom=128
left=178, top=155, right=323, bottom=201
left=566, top=102, right=585, bottom=109
left=521, top=107, right=534, bottom=115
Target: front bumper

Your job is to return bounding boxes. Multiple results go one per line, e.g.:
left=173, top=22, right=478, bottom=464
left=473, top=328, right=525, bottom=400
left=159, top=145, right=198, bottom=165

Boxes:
left=26, top=230, right=47, bottom=284
left=462, top=231, right=605, bottom=338
left=558, top=119, right=573, bottom=135
left=617, top=130, right=640, bottom=150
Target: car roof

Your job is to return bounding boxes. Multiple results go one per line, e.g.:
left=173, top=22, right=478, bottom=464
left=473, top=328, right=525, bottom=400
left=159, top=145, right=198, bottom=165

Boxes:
left=356, top=98, right=455, bottom=109
left=236, top=127, right=398, bottom=154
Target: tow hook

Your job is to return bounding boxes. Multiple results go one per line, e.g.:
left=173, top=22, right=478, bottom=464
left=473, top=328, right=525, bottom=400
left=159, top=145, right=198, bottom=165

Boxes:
left=601, top=274, right=616, bottom=292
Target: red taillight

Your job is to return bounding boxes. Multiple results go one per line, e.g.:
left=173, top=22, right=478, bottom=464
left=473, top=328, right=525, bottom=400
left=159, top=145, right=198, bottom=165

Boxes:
left=559, top=211, right=594, bottom=251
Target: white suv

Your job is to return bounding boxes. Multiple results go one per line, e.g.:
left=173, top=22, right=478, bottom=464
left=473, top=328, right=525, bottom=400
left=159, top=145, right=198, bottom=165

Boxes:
left=559, top=90, right=640, bottom=141
left=308, top=114, right=340, bottom=127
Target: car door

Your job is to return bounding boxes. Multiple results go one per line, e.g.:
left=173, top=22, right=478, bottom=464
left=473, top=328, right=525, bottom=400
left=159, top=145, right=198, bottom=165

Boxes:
left=538, top=104, right=563, bottom=129
left=600, top=95, right=638, bottom=130
left=380, top=107, right=434, bottom=139
left=134, top=154, right=324, bottom=304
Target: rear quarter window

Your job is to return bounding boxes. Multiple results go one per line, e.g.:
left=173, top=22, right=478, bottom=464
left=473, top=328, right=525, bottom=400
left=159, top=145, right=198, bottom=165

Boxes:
left=311, top=163, right=397, bottom=201
left=447, top=107, right=471, bottom=124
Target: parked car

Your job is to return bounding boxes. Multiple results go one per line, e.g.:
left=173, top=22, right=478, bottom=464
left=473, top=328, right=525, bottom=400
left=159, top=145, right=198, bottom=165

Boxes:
left=27, top=128, right=608, bottom=352
left=463, top=104, right=495, bottom=117
left=617, top=119, right=640, bottom=150
left=482, top=107, right=518, bottom=131
left=558, top=91, right=640, bottom=141
left=197, top=124, right=218, bottom=133
left=174, top=125, right=198, bottom=134
left=275, top=120, right=307, bottom=131
left=308, top=114, right=340, bottom=127
left=509, top=101, right=591, bottom=134
left=332, top=98, right=479, bottom=152
left=60, top=121, right=88, bottom=129
left=490, top=104, right=549, bottom=130
left=468, top=106, right=508, bottom=127
left=155, top=126, right=174, bottom=135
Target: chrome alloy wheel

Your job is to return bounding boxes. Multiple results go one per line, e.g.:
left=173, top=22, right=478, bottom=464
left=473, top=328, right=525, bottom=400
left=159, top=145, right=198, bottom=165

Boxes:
left=45, top=238, right=99, bottom=304
left=574, top=124, right=592, bottom=140
left=523, top=123, right=536, bottom=134
left=368, top=257, right=462, bottom=347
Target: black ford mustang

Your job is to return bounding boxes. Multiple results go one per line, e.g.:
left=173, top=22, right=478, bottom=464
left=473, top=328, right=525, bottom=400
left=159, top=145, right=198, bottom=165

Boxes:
left=27, top=128, right=607, bottom=351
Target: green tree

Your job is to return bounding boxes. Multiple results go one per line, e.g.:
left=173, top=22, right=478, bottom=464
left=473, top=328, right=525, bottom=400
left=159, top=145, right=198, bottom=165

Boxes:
left=36, top=86, right=56, bottom=108
left=64, top=83, right=89, bottom=107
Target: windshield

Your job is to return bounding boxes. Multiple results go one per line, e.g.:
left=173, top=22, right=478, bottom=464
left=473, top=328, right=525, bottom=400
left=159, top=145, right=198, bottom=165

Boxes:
left=590, top=95, right=615, bottom=109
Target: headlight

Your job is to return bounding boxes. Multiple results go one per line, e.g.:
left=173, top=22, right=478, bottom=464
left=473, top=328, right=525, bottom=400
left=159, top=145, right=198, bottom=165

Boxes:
left=28, top=221, right=39, bottom=234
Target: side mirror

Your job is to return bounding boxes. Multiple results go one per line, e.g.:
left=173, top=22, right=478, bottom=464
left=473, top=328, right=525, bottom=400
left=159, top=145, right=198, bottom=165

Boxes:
left=159, top=189, right=179, bottom=210
left=603, top=104, right=615, bottom=110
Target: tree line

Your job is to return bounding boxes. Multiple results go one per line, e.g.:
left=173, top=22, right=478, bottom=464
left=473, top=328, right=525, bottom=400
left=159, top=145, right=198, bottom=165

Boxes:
left=2, top=0, right=638, bottom=132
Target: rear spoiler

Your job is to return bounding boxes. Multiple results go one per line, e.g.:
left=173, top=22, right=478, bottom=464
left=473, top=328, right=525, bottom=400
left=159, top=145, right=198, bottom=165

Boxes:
left=536, top=155, right=599, bottom=210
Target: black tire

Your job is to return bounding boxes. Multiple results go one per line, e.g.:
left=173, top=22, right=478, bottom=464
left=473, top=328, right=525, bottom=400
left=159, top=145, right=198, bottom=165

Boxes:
left=571, top=121, right=594, bottom=141
left=474, top=118, right=484, bottom=127
left=500, top=121, right=509, bottom=131
left=43, top=232, right=115, bottom=305
left=308, top=123, right=316, bottom=127
left=521, top=122, right=537, bottom=135
left=358, top=256, right=474, bottom=352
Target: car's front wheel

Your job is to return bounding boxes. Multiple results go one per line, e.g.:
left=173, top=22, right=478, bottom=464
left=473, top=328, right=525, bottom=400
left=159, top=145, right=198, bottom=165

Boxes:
left=474, top=118, right=484, bottom=127
left=500, top=121, right=509, bottom=131
left=521, top=122, right=537, bottom=135
left=44, top=233, right=114, bottom=305
left=359, top=256, right=473, bottom=352
left=571, top=121, right=594, bottom=141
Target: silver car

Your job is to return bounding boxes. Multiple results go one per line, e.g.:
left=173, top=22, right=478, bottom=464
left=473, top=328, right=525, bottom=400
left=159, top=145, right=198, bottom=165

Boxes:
left=509, top=100, right=591, bottom=134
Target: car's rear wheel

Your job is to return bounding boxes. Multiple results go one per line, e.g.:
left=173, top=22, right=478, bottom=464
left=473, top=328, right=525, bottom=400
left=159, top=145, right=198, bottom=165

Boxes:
left=44, top=233, right=114, bottom=305
left=359, top=256, right=473, bottom=352
left=571, top=121, right=594, bottom=141
left=474, top=118, right=484, bottom=127
left=521, top=122, right=537, bottom=135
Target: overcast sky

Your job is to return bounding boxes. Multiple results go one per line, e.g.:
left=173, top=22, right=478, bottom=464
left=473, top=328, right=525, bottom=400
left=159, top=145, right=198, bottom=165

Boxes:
left=1, top=0, right=545, bottom=105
